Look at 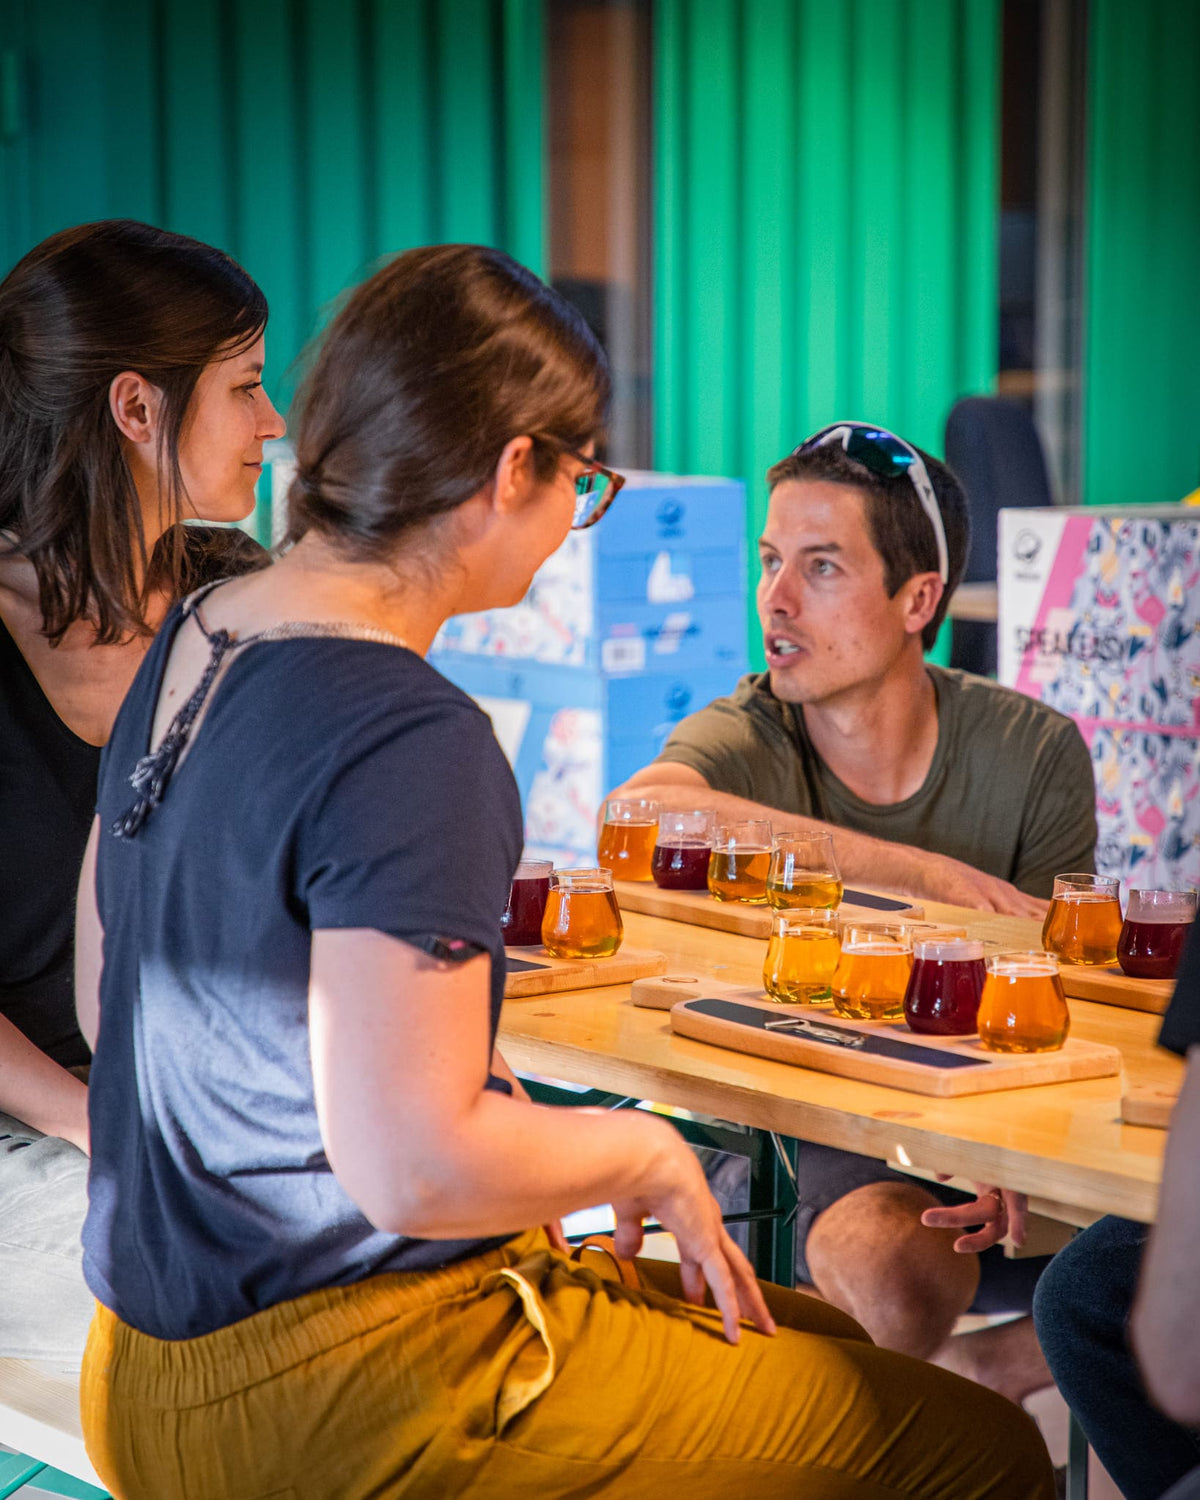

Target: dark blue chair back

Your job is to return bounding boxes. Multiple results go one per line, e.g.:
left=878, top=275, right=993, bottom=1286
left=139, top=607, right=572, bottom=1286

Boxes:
left=944, top=396, right=1053, bottom=584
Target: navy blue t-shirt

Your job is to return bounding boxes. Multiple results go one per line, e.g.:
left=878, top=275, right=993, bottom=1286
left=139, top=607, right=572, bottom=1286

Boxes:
left=82, top=603, right=522, bottom=1339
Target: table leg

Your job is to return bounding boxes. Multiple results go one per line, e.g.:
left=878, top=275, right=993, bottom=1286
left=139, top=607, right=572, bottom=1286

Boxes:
left=518, top=1079, right=799, bottom=1281
left=1066, top=1409, right=1090, bottom=1500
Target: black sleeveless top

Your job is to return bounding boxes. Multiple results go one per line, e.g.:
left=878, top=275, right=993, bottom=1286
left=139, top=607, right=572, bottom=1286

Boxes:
left=0, top=527, right=265, bottom=1067
left=0, top=614, right=99, bottom=1066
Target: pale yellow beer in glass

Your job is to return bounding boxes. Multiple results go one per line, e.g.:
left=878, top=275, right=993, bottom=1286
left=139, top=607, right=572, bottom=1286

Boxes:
left=762, top=909, right=840, bottom=1003
left=766, top=831, right=843, bottom=910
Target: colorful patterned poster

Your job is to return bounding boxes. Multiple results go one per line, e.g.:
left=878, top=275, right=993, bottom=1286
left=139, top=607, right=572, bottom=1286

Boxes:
left=1000, top=509, right=1200, bottom=891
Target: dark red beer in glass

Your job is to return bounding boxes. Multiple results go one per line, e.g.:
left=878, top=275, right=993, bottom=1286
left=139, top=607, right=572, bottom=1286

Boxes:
left=1117, top=889, right=1196, bottom=979
left=652, top=810, right=714, bottom=892
left=501, top=859, right=553, bottom=946
left=904, top=939, right=987, bottom=1036
left=651, top=842, right=712, bottom=891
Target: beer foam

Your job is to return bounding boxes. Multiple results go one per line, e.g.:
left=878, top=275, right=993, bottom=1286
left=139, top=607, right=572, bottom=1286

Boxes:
left=912, top=939, right=984, bottom=962
left=1126, top=890, right=1197, bottom=923
left=988, top=952, right=1059, bottom=978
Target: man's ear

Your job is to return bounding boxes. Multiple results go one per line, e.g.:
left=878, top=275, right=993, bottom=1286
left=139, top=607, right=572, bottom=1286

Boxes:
left=901, top=572, right=945, bottom=638
left=489, top=435, right=537, bottom=518
left=108, top=371, right=162, bottom=446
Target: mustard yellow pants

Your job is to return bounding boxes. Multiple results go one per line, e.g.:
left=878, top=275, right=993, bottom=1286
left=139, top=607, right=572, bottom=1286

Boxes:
left=81, top=1230, right=1054, bottom=1499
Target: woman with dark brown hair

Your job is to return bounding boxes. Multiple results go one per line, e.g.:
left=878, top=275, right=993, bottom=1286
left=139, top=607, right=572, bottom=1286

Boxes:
left=0, top=218, right=284, bottom=1367
left=75, top=242, right=1052, bottom=1498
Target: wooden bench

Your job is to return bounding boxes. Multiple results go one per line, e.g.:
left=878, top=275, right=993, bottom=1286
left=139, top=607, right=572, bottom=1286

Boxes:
left=0, top=1359, right=104, bottom=1495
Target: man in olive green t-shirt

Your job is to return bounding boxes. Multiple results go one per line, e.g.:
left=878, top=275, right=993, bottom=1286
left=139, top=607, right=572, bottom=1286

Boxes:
left=609, top=424, right=1096, bottom=1404
left=658, top=660, right=1094, bottom=899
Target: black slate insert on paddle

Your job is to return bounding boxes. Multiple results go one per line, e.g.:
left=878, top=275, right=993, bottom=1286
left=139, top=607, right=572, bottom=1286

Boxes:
left=505, top=956, right=551, bottom=974
left=842, top=888, right=916, bottom=911
left=684, top=998, right=990, bottom=1070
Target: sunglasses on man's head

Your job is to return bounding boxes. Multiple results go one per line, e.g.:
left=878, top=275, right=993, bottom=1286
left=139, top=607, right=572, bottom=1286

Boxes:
left=792, top=422, right=949, bottom=583
left=533, top=436, right=625, bottom=530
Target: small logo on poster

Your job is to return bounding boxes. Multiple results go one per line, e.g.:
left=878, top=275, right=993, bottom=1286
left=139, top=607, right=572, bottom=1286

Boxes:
left=1013, top=529, right=1042, bottom=565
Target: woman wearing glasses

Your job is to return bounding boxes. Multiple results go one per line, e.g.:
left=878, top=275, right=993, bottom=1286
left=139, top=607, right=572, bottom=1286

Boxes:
left=76, top=244, right=1052, bottom=1498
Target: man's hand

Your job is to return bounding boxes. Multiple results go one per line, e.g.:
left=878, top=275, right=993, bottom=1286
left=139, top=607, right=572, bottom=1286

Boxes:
left=921, top=1184, right=1028, bottom=1253
left=904, top=852, right=1048, bottom=918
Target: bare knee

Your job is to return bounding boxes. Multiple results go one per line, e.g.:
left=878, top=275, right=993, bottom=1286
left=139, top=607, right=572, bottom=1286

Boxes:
left=805, top=1181, right=981, bottom=1358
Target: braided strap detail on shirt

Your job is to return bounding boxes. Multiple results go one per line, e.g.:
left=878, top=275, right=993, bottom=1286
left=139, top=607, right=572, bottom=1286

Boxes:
left=111, top=629, right=235, bottom=839
left=110, top=589, right=408, bottom=840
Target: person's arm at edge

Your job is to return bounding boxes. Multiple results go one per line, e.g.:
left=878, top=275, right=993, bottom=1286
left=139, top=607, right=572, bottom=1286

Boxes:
left=1131, top=1044, right=1200, bottom=1424
left=0, top=1012, right=88, bottom=1152
left=311, top=927, right=775, bottom=1344
left=0, top=815, right=97, bottom=1153
left=611, top=763, right=1046, bottom=917
left=75, top=817, right=102, bottom=1055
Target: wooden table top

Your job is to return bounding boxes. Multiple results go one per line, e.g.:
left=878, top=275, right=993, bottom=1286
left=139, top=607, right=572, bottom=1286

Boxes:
left=499, top=910, right=1180, bottom=1228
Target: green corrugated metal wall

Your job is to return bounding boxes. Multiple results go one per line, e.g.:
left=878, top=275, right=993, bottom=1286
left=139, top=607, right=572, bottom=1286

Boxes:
left=651, top=0, right=1000, bottom=660
left=0, top=0, right=544, bottom=414
left=8, top=0, right=1198, bottom=548
left=1083, top=0, right=1200, bottom=507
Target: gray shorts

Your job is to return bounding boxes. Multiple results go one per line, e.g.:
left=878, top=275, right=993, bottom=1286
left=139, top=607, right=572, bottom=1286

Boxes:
left=793, top=1141, right=1052, bottom=1315
left=0, top=1110, right=93, bottom=1372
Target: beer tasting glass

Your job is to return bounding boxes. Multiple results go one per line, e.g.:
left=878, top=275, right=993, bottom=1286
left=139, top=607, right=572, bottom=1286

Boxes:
left=707, top=820, right=773, bottom=903
left=651, top=809, right=715, bottom=891
left=500, top=859, right=553, bottom=947
left=832, top=923, right=912, bottom=1021
left=763, top=909, right=840, bottom=1003
left=1042, top=872, right=1123, bottom=965
left=541, top=868, right=624, bottom=959
left=976, top=951, right=1069, bottom=1053
left=903, top=938, right=987, bottom=1036
left=597, top=797, right=660, bottom=883
left=766, top=831, right=843, bottom=910
left=1117, top=888, right=1197, bottom=978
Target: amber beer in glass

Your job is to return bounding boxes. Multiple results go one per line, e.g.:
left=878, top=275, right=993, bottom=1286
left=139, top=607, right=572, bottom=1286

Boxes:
left=707, top=820, right=773, bottom=903
left=500, top=859, right=553, bottom=946
left=597, top=798, right=660, bottom=883
left=1117, top=888, right=1197, bottom=979
left=541, top=869, right=624, bottom=959
left=1042, top=873, right=1122, bottom=965
left=832, top=924, right=912, bottom=1020
left=766, top=831, right=843, bottom=910
left=763, top=909, right=840, bottom=1003
left=651, top=810, right=714, bottom=891
left=977, top=951, right=1069, bottom=1053
left=904, top=938, right=987, bottom=1036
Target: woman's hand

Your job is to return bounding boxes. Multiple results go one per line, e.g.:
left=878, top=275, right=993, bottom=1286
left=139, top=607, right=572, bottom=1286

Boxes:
left=921, top=1183, right=1028, bottom=1253
left=542, top=1220, right=569, bottom=1253
left=611, top=1133, right=776, bottom=1345
left=312, top=931, right=779, bottom=1312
